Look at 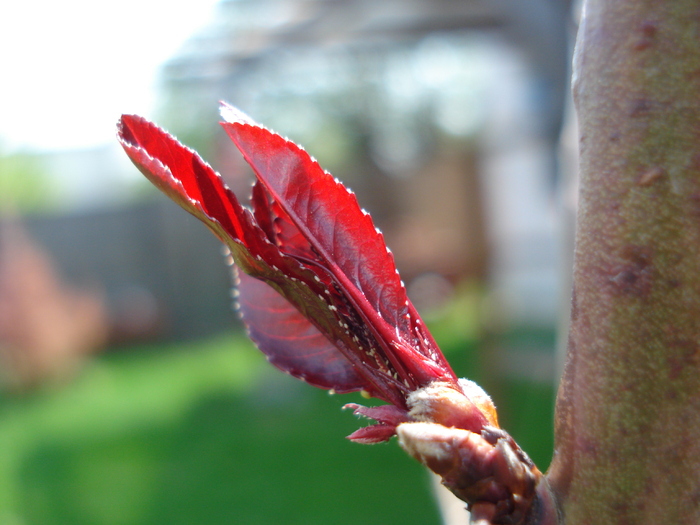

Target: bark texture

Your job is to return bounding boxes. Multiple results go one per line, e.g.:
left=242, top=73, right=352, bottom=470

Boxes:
left=548, top=1, right=700, bottom=523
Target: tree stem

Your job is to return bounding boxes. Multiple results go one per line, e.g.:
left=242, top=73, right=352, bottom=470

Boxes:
left=548, top=1, right=700, bottom=522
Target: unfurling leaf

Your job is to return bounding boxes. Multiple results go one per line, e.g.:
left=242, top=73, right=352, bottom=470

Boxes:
left=117, top=104, right=553, bottom=524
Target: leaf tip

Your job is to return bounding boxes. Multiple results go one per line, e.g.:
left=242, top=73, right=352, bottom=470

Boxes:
left=116, top=114, right=132, bottom=144
left=219, top=101, right=256, bottom=126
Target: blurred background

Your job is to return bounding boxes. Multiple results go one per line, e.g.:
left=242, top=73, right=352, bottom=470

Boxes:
left=0, top=0, right=579, bottom=523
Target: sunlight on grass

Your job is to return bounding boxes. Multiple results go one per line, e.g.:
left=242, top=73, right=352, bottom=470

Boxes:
left=0, top=332, right=441, bottom=525
left=4, top=333, right=261, bottom=438
left=0, top=332, right=263, bottom=522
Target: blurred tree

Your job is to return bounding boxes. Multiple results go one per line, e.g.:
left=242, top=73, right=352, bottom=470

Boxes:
left=0, top=220, right=108, bottom=389
left=0, top=152, right=56, bottom=212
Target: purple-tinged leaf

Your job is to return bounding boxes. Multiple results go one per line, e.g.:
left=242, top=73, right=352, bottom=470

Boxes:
left=220, top=103, right=457, bottom=390
left=117, top=105, right=487, bottom=439
left=236, top=270, right=365, bottom=392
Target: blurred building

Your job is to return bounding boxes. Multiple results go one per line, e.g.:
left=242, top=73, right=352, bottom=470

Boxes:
left=19, top=198, right=234, bottom=343
left=1, top=0, right=574, bottom=379
left=159, top=0, right=573, bottom=327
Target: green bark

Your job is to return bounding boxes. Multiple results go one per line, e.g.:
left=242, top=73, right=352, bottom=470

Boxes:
left=548, top=1, right=700, bottom=522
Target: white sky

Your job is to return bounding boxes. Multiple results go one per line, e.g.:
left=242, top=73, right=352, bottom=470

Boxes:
left=0, top=0, right=220, bottom=153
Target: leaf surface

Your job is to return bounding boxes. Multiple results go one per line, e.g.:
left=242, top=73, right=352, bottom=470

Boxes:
left=237, top=270, right=365, bottom=392
left=117, top=115, right=401, bottom=402
left=220, top=104, right=455, bottom=387
left=118, top=108, right=457, bottom=409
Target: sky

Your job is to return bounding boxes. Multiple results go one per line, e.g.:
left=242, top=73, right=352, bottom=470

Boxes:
left=0, top=0, right=220, bottom=153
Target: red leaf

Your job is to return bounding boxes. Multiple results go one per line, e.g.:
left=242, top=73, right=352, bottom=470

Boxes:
left=221, top=106, right=408, bottom=332
left=220, top=103, right=457, bottom=389
left=341, top=403, right=410, bottom=444
left=119, top=114, right=250, bottom=245
left=118, top=114, right=402, bottom=403
left=118, top=105, right=459, bottom=412
left=345, top=424, right=400, bottom=444
left=236, top=270, right=365, bottom=393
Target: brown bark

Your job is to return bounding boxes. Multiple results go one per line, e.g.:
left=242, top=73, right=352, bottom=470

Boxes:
left=548, top=1, right=700, bottom=523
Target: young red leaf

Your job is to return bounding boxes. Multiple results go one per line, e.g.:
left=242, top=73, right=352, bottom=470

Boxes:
left=117, top=106, right=490, bottom=433
left=220, top=104, right=456, bottom=389
left=235, top=269, right=366, bottom=392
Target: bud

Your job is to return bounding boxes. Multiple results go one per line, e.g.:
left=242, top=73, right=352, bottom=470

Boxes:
left=397, top=420, right=557, bottom=525
left=407, top=379, right=499, bottom=432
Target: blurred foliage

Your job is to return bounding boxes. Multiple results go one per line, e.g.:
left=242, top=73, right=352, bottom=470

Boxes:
left=0, top=152, right=56, bottom=212
left=500, top=379, right=555, bottom=470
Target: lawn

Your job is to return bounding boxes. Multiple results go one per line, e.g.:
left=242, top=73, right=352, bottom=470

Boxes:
left=0, top=311, right=555, bottom=525
left=0, top=332, right=442, bottom=525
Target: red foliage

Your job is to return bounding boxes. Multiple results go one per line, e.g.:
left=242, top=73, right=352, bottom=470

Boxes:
left=118, top=103, right=485, bottom=442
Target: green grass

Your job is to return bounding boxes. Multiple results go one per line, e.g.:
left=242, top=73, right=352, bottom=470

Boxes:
left=0, top=333, right=440, bottom=525
left=0, top=317, right=556, bottom=525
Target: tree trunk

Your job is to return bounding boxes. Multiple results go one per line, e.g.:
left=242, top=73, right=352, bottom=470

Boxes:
left=548, top=0, right=700, bottom=522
